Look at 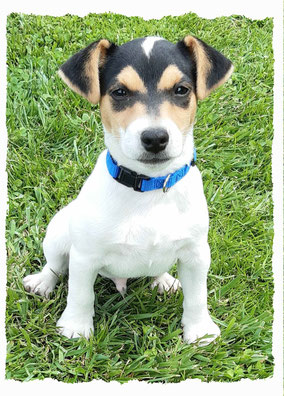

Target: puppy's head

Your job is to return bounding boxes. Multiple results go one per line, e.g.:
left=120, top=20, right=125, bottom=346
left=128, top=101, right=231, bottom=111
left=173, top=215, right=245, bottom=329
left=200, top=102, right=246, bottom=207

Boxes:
left=59, top=36, right=233, bottom=173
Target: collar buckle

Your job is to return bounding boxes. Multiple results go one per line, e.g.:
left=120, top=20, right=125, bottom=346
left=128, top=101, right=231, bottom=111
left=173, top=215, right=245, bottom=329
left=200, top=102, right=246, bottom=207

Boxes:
left=116, top=166, right=150, bottom=192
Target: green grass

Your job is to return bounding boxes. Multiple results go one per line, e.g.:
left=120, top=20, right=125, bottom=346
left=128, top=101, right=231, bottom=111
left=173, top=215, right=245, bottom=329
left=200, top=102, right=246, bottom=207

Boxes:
left=6, top=12, right=274, bottom=383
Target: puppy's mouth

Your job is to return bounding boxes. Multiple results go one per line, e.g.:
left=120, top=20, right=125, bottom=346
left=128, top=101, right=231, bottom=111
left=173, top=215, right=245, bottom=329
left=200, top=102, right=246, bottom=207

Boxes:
left=139, top=156, right=171, bottom=164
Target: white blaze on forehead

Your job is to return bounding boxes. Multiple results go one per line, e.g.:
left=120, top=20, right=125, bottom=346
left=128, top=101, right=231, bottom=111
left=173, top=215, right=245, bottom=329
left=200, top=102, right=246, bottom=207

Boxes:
left=141, top=37, right=164, bottom=58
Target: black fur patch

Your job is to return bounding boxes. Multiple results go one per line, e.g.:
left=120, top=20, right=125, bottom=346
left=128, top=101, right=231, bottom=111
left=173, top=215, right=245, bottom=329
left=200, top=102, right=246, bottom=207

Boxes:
left=100, top=38, right=196, bottom=113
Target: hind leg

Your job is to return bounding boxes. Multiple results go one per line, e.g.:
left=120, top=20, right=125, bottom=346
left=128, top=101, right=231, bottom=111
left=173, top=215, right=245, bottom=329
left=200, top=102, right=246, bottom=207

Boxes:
left=111, top=278, right=128, bottom=296
left=151, top=272, right=181, bottom=294
left=23, top=204, right=72, bottom=298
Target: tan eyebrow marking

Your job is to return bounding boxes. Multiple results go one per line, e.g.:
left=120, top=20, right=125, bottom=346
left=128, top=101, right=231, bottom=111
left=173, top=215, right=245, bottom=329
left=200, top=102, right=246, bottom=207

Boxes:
left=116, top=66, right=147, bottom=93
left=157, top=65, right=184, bottom=91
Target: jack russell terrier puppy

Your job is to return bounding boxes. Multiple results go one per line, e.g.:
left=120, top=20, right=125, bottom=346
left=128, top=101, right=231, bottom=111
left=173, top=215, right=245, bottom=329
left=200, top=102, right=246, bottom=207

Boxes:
left=23, top=35, right=233, bottom=345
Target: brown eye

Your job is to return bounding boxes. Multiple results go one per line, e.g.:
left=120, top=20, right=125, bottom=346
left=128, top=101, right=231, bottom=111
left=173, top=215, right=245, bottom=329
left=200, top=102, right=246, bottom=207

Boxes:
left=111, top=88, right=128, bottom=98
left=175, top=85, right=190, bottom=96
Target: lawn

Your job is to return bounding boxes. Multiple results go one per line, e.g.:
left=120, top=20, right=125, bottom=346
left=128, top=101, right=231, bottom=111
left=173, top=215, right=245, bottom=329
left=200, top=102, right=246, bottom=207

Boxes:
left=6, top=12, right=274, bottom=383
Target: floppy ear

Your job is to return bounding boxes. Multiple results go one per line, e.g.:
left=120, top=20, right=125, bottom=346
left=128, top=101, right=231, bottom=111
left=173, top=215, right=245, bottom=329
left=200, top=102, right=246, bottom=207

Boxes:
left=58, top=39, right=115, bottom=104
left=181, top=35, right=233, bottom=100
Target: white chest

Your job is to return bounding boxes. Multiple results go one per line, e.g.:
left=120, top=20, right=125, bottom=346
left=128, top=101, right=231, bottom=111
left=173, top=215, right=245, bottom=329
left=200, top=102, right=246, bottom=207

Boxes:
left=70, top=160, right=208, bottom=279
left=96, top=195, right=204, bottom=278
left=98, top=215, right=190, bottom=278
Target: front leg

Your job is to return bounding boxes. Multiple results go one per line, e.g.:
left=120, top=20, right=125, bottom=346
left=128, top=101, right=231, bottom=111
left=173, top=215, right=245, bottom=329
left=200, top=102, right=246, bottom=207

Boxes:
left=56, top=246, right=98, bottom=339
left=178, top=241, right=220, bottom=345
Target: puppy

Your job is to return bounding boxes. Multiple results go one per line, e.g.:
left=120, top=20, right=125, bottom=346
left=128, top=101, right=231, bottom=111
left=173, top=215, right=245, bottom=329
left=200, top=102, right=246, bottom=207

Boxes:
left=23, top=35, right=233, bottom=344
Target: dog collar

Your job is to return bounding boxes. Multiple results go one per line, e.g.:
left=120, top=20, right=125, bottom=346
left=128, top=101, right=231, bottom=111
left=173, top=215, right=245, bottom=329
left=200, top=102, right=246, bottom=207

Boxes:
left=106, top=149, right=196, bottom=193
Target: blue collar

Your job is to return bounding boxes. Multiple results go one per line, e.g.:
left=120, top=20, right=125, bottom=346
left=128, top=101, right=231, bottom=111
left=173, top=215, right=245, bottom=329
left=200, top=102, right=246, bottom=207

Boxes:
left=106, top=149, right=196, bottom=192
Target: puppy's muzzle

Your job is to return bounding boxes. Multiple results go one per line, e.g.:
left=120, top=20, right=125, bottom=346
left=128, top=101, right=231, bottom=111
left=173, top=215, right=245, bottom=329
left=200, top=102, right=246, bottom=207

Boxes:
left=141, top=128, right=169, bottom=154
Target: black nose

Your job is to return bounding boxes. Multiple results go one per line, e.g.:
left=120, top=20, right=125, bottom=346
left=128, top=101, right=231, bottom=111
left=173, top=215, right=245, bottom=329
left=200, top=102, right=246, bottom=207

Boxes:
left=141, top=128, right=169, bottom=154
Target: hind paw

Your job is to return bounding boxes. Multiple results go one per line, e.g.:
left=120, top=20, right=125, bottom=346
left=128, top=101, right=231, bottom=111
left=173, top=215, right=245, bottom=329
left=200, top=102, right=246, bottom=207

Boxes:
left=151, top=272, right=181, bottom=294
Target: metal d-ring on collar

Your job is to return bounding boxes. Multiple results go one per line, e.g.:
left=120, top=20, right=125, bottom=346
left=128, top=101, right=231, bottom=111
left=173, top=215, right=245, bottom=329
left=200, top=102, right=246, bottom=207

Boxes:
left=162, top=148, right=197, bottom=193
left=162, top=173, right=172, bottom=193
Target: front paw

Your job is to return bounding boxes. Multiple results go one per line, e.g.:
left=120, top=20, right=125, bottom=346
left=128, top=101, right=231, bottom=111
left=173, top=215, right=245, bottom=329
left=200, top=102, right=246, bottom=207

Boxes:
left=56, top=312, right=94, bottom=339
left=183, top=317, right=220, bottom=346
left=23, top=272, right=57, bottom=298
